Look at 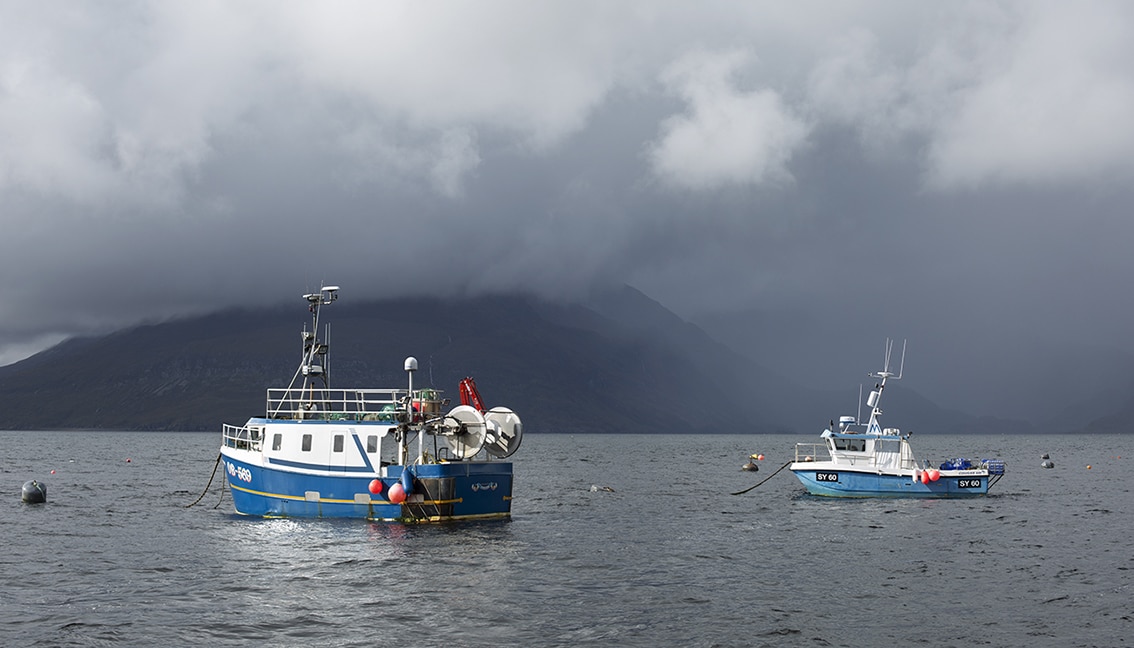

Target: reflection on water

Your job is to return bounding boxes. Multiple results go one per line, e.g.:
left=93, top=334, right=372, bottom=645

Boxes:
left=0, top=431, right=1131, bottom=647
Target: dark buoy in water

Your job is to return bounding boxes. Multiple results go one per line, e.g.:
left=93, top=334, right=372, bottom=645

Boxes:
left=742, top=455, right=760, bottom=471
left=1041, top=459, right=1055, bottom=469
left=22, top=480, right=47, bottom=504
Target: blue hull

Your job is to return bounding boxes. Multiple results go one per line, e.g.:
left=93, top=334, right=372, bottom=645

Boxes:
left=222, top=453, right=513, bottom=521
left=791, top=469, right=988, bottom=498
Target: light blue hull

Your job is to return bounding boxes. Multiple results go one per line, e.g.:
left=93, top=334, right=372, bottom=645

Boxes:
left=221, top=451, right=513, bottom=521
left=791, top=468, right=988, bottom=498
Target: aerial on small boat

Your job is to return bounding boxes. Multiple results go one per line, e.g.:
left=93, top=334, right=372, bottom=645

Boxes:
left=219, top=285, right=522, bottom=522
left=789, top=339, right=1004, bottom=498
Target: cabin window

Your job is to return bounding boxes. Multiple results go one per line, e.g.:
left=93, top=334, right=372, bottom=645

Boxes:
left=833, top=438, right=867, bottom=452
left=272, top=434, right=282, bottom=451
left=302, top=434, right=312, bottom=452
left=367, top=435, right=378, bottom=453
left=333, top=435, right=344, bottom=452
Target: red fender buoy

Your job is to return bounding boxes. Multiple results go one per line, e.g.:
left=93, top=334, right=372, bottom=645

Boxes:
left=388, top=482, right=406, bottom=504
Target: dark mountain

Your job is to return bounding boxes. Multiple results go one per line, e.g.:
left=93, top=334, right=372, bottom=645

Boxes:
left=0, top=286, right=1037, bottom=434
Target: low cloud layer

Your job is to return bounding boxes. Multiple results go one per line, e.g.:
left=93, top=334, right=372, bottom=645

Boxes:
left=2, top=1, right=1133, bottom=419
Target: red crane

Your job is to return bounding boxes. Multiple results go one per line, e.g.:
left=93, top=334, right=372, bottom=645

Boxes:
left=458, top=377, right=487, bottom=412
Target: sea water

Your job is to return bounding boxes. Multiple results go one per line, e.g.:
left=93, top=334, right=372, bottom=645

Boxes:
left=0, top=431, right=1129, bottom=647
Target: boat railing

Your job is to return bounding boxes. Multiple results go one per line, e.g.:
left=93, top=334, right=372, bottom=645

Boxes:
left=794, top=443, right=830, bottom=462
left=223, top=423, right=263, bottom=451
left=264, top=387, right=411, bottom=421
left=793, top=442, right=920, bottom=470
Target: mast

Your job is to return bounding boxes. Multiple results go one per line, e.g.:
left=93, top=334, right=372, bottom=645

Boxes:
left=300, top=286, right=339, bottom=405
left=864, top=338, right=905, bottom=434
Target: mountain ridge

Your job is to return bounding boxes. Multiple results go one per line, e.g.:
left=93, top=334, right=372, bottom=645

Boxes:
left=1, top=287, right=1115, bottom=434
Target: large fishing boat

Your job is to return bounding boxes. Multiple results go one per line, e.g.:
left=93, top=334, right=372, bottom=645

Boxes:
left=789, top=340, right=1004, bottom=498
left=219, top=286, right=522, bottom=522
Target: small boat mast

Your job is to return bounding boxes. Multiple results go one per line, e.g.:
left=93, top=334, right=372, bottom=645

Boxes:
left=861, top=338, right=905, bottom=435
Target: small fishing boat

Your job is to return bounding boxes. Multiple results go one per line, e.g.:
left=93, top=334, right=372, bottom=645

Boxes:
left=219, top=286, right=522, bottom=522
left=789, top=340, right=1004, bottom=498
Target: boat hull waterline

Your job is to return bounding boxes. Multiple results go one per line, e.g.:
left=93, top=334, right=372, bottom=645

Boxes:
left=791, top=467, right=990, bottom=498
left=221, top=451, right=513, bottom=521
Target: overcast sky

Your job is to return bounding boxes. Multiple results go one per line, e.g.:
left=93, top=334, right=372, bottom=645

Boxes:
left=3, top=2, right=1134, bottom=416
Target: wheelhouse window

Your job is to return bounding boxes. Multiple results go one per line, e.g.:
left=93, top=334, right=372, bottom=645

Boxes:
left=302, top=434, right=312, bottom=452
left=333, top=435, right=344, bottom=452
left=833, top=438, right=867, bottom=452
left=367, top=435, right=378, bottom=453
left=272, top=434, right=282, bottom=451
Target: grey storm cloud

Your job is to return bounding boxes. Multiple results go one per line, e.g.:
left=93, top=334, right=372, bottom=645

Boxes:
left=2, top=1, right=1134, bottom=420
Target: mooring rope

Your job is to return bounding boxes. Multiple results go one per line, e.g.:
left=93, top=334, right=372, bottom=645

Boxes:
left=731, top=460, right=792, bottom=495
left=185, top=452, right=222, bottom=508
left=213, top=476, right=227, bottom=509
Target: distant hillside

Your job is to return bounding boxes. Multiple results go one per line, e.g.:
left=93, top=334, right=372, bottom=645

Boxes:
left=696, top=306, right=1134, bottom=435
left=0, top=287, right=1037, bottom=434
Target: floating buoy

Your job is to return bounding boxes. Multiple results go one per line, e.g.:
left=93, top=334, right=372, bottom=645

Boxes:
left=368, top=479, right=384, bottom=494
left=50, top=470, right=56, bottom=475
left=387, top=482, right=406, bottom=504
left=1087, top=465, right=1092, bottom=470
left=742, top=454, right=760, bottom=471
left=1041, top=460, right=1054, bottom=469
left=757, top=454, right=765, bottom=461
left=1041, top=453, right=1050, bottom=460
left=21, top=480, right=47, bottom=504
left=126, top=458, right=132, bottom=463
left=928, top=469, right=940, bottom=482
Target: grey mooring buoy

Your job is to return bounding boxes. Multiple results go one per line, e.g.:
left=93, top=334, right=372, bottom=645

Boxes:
left=21, top=480, right=47, bottom=504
